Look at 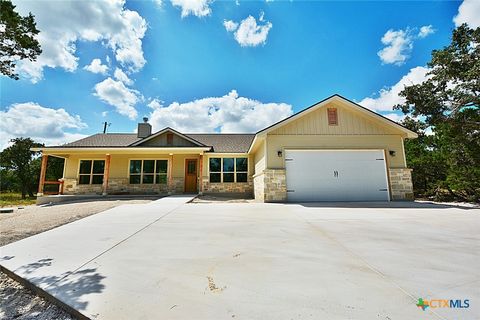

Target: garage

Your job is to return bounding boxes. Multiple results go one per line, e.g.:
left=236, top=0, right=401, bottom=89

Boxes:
left=285, top=150, right=390, bottom=202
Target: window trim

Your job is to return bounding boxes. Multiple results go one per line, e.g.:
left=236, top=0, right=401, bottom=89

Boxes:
left=77, top=159, right=105, bottom=185
left=208, top=156, right=248, bottom=183
left=128, top=158, right=169, bottom=185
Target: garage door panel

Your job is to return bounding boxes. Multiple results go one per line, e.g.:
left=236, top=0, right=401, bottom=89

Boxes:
left=285, top=150, right=389, bottom=202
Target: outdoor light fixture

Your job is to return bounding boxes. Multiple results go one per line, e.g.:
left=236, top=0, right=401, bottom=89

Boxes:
left=389, top=150, right=396, bottom=157
left=277, top=150, right=283, bottom=157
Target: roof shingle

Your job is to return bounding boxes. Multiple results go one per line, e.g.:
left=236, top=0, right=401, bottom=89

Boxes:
left=50, top=132, right=254, bottom=153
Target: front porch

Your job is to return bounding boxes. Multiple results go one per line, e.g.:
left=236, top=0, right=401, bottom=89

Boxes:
left=37, top=151, right=209, bottom=197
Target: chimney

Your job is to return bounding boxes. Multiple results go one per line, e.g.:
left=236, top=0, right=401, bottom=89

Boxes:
left=137, top=117, right=152, bottom=138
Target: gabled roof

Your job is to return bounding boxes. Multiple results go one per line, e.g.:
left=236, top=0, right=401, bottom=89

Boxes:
left=130, top=127, right=207, bottom=147
left=256, top=94, right=418, bottom=138
left=45, top=131, right=254, bottom=153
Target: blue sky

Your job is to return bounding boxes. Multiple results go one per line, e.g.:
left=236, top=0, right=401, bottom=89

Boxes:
left=1, top=0, right=478, bottom=148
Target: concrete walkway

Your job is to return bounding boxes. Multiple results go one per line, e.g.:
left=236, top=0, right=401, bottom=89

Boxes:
left=1, top=200, right=478, bottom=320
left=0, top=195, right=195, bottom=318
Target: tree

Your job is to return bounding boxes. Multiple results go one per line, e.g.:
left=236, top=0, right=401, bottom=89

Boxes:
left=0, top=138, right=43, bottom=199
left=396, top=24, right=480, bottom=202
left=0, top=0, right=42, bottom=80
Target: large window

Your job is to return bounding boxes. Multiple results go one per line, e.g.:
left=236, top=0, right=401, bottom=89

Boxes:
left=129, top=160, right=168, bottom=184
left=79, top=160, right=105, bottom=184
left=209, top=157, right=248, bottom=183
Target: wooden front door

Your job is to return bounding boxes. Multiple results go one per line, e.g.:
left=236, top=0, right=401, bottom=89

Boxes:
left=184, top=159, right=198, bottom=193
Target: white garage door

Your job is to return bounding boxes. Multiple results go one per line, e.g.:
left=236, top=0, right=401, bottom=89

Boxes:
left=285, top=150, right=390, bottom=202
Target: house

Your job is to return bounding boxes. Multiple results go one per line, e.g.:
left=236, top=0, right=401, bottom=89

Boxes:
left=35, top=95, right=417, bottom=202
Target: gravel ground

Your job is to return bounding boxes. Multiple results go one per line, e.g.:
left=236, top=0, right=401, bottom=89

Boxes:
left=0, top=199, right=151, bottom=320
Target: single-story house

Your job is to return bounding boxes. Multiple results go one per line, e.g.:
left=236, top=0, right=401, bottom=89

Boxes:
left=35, top=94, right=417, bottom=202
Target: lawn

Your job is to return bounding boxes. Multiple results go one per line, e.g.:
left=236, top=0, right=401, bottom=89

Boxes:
left=0, top=193, right=37, bottom=207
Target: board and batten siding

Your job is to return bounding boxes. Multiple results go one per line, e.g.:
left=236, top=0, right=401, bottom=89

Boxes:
left=253, top=140, right=266, bottom=175
left=265, top=102, right=407, bottom=169
left=270, top=103, right=399, bottom=136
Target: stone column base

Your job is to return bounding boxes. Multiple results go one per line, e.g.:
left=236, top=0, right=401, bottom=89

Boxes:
left=253, top=169, right=287, bottom=202
left=389, top=168, right=414, bottom=200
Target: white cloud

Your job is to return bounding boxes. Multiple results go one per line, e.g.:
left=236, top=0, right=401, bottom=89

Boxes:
left=13, top=0, right=147, bottom=82
left=382, top=113, right=406, bottom=123
left=0, top=102, right=87, bottom=149
left=223, top=20, right=239, bottom=32
left=226, top=15, right=273, bottom=47
left=377, top=28, right=413, bottom=65
left=454, top=0, right=480, bottom=28
left=148, top=90, right=292, bottom=133
left=358, top=66, right=431, bottom=112
left=170, top=0, right=212, bottom=18
left=94, top=78, right=141, bottom=120
left=114, top=68, right=133, bottom=85
left=147, top=99, right=163, bottom=109
left=84, top=58, right=109, bottom=75
left=154, top=0, right=163, bottom=7
left=377, top=26, right=435, bottom=65
left=418, top=25, right=435, bottom=38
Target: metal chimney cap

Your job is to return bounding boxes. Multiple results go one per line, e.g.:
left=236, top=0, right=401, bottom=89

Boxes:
left=143, top=117, right=149, bottom=123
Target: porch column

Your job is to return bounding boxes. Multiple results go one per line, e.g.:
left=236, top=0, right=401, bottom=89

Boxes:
left=168, top=154, right=173, bottom=194
left=102, top=154, right=111, bottom=195
left=198, top=154, right=203, bottom=194
left=37, top=154, right=48, bottom=196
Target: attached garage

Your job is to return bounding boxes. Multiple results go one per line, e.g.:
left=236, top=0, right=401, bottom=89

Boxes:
left=285, top=150, right=390, bottom=202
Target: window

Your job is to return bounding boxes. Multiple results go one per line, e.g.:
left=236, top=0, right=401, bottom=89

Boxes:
left=327, top=108, right=338, bottom=125
left=79, top=160, right=105, bottom=184
left=129, top=160, right=168, bottom=184
left=209, top=157, right=248, bottom=183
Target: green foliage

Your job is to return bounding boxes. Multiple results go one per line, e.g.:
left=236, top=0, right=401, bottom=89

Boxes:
left=0, top=138, right=43, bottom=199
left=0, top=0, right=42, bottom=79
left=397, top=24, right=480, bottom=202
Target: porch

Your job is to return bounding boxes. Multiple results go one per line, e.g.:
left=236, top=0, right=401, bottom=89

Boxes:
left=37, top=150, right=208, bottom=197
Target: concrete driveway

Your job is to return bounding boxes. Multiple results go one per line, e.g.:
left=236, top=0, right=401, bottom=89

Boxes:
left=1, top=198, right=479, bottom=320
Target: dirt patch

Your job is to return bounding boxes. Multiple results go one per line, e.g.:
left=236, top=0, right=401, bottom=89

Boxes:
left=0, top=199, right=151, bottom=319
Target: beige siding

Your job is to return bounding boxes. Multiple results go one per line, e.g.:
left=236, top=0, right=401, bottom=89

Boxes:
left=266, top=135, right=406, bottom=168
left=253, top=140, right=266, bottom=175
left=270, top=102, right=398, bottom=136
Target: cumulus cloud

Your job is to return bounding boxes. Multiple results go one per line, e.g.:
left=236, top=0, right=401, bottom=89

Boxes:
left=377, top=28, right=414, bottom=65
left=358, top=66, right=431, bottom=112
left=13, top=0, right=147, bottom=82
left=94, top=78, right=141, bottom=120
left=223, top=20, right=239, bottom=32
left=84, top=58, right=109, bottom=75
left=377, top=25, right=434, bottom=65
left=114, top=68, right=133, bottom=85
left=170, top=0, right=212, bottom=18
left=382, top=113, right=406, bottom=123
left=225, top=14, right=273, bottom=47
left=0, top=102, right=87, bottom=149
left=148, top=90, right=292, bottom=133
left=418, top=25, right=435, bottom=38
left=454, top=0, right=480, bottom=28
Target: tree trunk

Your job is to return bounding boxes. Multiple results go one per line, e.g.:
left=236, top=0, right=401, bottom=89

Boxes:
left=21, top=188, right=26, bottom=199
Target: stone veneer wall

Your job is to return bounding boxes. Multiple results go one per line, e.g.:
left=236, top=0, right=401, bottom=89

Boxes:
left=389, top=168, right=414, bottom=200
left=263, top=169, right=287, bottom=202
left=63, top=177, right=173, bottom=195
left=201, top=176, right=253, bottom=195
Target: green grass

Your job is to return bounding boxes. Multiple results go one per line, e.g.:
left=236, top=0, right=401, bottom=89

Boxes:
left=0, top=193, right=37, bottom=207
